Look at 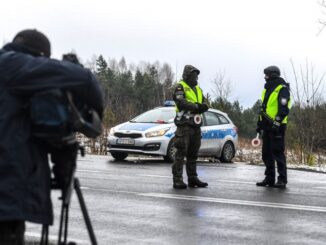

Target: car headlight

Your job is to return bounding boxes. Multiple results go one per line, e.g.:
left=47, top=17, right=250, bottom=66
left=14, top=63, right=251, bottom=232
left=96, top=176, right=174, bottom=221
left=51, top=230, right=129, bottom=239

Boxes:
left=145, top=128, right=170, bottom=138
left=109, top=127, right=115, bottom=136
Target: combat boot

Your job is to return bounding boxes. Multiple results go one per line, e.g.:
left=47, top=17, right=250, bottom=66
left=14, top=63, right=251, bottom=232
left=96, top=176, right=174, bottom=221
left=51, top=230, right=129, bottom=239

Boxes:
left=256, top=178, right=274, bottom=187
left=274, top=179, right=286, bottom=188
left=188, top=176, right=208, bottom=188
left=173, top=178, right=187, bottom=189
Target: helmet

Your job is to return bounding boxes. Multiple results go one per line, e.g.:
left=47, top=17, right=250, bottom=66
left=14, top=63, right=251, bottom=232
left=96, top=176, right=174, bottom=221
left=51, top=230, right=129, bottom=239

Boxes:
left=264, top=66, right=280, bottom=78
left=12, top=29, right=51, bottom=57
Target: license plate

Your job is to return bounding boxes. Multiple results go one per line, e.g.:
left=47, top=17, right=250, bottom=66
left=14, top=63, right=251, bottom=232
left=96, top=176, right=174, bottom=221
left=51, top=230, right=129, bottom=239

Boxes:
left=116, top=138, right=135, bottom=145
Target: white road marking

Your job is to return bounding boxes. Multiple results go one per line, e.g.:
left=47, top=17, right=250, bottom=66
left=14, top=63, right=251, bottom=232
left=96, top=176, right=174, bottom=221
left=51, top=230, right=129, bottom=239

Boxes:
left=81, top=186, right=141, bottom=195
left=137, top=174, right=170, bottom=178
left=77, top=169, right=106, bottom=173
left=138, top=174, right=254, bottom=184
left=81, top=186, right=326, bottom=213
left=25, top=232, right=88, bottom=244
left=78, top=170, right=253, bottom=183
left=76, top=170, right=326, bottom=195
left=214, top=179, right=254, bottom=184
left=139, top=193, right=326, bottom=213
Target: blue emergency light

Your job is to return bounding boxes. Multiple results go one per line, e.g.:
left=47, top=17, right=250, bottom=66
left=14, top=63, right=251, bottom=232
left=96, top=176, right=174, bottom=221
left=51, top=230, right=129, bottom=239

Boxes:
left=164, top=100, right=175, bottom=107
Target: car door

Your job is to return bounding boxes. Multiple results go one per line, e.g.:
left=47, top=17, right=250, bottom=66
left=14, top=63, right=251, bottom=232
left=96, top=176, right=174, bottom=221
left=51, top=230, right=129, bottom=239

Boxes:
left=200, top=111, right=222, bottom=154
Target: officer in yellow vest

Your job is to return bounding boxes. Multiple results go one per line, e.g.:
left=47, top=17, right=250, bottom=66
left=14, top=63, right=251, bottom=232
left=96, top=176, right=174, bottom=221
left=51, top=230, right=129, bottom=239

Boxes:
left=256, top=66, right=291, bottom=188
left=172, top=65, right=209, bottom=189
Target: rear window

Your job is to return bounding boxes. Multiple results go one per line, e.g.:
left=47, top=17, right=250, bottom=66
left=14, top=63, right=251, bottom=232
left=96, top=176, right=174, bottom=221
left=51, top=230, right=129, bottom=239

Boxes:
left=132, top=108, right=176, bottom=123
left=204, top=112, right=220, bottom=126
left=218, top=114, right=230, bottom=124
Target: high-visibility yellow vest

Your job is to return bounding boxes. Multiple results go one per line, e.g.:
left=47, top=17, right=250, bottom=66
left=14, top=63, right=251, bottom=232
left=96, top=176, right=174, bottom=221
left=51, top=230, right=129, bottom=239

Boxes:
left=261, top=84, right=291, bottom=124
left=176, top=80, right=203, bottom=112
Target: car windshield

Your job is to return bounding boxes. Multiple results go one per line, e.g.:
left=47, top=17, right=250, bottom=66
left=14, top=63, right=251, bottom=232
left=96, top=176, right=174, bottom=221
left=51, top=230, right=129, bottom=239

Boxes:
left=131, top=107, right=176, bottom=123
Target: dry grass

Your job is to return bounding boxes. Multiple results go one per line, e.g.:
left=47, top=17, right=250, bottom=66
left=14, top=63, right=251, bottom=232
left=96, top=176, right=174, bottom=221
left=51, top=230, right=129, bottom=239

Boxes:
left=235, top=137, right=326, bottom=167
left=235, top=138, right=262, bottom=164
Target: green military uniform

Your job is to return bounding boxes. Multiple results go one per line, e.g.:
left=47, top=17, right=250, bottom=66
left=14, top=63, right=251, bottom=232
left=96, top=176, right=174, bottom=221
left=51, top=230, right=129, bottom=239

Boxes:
left=172, top=65, right=208, bottom=189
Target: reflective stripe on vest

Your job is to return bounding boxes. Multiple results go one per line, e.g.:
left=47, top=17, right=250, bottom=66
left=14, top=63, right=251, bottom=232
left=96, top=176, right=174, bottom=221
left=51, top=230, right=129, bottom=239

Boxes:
left=176, top=80, right=203, bottom=112
left=261, top=84, right=291, bottom=124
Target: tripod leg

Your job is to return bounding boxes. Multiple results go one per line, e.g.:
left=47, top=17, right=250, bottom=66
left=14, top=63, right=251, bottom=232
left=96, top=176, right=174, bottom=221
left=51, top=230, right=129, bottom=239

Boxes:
left=74, top=178, right=98, bottom=245
left=41, top=225, right=49, bottom=245
left=63, top=205, right=70, bottom=244
left=58, top=201, right=67, bottom=245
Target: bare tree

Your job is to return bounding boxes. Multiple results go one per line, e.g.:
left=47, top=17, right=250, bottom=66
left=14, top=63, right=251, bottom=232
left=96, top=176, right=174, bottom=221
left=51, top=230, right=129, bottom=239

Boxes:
left=84, top=54, right=98, bottom=72
left=159, top=63, right=175, bottom=100
left=211, top=70, right=232, bottom=101
left=118, top=57, right=127, bottom=73
left=289, top=59, right=325, bottom=107
left=318, top=0, right=326, bottom=34
left=286, top=59, right=325, bottom=164
left=108, top=58, right=118, bottom=71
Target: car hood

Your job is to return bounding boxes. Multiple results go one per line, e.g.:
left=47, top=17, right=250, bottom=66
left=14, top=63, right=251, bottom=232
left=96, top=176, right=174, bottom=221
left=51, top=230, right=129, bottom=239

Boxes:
left=116, top=122, right=173, bottom=132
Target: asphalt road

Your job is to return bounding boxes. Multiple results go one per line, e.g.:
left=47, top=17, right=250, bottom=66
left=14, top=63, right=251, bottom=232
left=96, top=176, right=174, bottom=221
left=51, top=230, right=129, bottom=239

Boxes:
left=26, top=155, right=326, bottom=245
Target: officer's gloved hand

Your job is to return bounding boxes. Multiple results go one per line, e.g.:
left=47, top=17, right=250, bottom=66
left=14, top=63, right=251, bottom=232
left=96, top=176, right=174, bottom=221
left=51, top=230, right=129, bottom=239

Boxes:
left=256, top=126, right=262, bottom=135
left=196, top=103, right=209, bottom=113
left=256, top=120, right=262, bottom=135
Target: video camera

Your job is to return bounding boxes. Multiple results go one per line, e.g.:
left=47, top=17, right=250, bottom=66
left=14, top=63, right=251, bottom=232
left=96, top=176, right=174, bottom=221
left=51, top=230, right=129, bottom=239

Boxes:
left=30, top=53, right=102, bottom=145
left=30, top=89, right=102, bottom=145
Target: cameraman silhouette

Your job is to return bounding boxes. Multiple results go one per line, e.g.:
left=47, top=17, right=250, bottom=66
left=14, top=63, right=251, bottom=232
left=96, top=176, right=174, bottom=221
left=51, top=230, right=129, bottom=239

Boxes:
left=0, top=29, right=104, bottom=244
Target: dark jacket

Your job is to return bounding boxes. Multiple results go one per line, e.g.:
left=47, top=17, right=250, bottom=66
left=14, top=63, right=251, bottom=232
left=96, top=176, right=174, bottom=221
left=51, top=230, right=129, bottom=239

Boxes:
left=258, top=77, right=290, bottom=132
left=0, top=44, right=104, bottom=225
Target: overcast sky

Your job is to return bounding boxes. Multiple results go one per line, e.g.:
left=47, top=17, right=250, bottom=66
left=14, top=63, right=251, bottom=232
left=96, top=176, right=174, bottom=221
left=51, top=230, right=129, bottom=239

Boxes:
left=1, top=0, right=325, bottom=107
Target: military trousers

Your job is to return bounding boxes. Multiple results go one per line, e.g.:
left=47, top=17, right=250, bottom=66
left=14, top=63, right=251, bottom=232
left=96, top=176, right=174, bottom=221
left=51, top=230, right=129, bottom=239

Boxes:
left=262, top=129, right=287, bottom=183
left=172, top=125, right=201, bottom=179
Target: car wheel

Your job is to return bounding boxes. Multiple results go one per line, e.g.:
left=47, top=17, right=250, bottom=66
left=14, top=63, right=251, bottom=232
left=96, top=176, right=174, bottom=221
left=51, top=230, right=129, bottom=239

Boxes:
left=111, top=152, right=128, bottom=161
left=163, top=138, right=176, bottom=163
left=219, top=141, right=235, bottom=163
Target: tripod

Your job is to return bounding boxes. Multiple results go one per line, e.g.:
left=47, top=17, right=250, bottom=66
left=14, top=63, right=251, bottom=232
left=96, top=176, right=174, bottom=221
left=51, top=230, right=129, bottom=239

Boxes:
left=41, top=145, right=98, bottom=245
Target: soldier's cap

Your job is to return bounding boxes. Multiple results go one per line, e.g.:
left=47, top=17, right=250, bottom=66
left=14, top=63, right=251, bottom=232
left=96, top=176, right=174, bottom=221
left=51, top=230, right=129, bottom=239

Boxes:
left=12, top=29, right=51, bottom=57
left=183, top=65, right=200, bottom=75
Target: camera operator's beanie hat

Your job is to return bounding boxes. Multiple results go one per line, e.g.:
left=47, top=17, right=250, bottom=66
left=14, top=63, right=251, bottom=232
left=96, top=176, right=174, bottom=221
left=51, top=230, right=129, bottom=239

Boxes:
left=12, top=29, right=51, bottom=57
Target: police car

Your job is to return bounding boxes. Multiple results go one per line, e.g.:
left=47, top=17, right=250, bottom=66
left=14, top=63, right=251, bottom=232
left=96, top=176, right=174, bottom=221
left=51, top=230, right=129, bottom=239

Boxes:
left=107, top=101, right=238, bottom=162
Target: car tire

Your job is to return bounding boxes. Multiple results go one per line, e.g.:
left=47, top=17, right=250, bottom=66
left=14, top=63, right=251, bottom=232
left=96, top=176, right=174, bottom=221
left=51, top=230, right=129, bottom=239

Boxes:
left=163, top=138, right=176, bottom=163
left=111, top=152, right=128, bottom=161
left=219, top=141, right=235, bottom=163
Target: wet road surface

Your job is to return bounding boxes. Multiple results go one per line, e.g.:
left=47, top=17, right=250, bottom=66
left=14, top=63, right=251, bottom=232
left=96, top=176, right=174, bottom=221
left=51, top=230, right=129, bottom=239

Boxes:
left=26, top=155, right=326, bottom=245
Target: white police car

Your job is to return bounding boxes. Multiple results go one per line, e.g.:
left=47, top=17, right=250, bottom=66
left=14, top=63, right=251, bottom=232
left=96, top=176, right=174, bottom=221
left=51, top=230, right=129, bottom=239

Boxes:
left=108, top=101, right=238, bottom=162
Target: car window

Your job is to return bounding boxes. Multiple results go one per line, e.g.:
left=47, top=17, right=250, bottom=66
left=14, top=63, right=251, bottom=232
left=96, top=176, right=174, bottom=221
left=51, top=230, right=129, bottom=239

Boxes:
left=217, top=114, right=230, bottom=124
left=204, top=112, right=220, bottom=126
left=131, top=108, right=176, bottom=123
